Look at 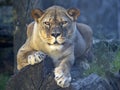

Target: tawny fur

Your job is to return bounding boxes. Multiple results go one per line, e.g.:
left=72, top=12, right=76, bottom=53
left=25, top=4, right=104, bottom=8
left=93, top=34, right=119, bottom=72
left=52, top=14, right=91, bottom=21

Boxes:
left=17, top=5, right=92, bottom=88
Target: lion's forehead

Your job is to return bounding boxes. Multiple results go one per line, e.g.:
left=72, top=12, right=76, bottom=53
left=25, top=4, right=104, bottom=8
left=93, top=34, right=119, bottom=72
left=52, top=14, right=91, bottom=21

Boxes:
left=42, top=7, right=70, bottom=22
left=43, top=14, right=69, bottom=22
left=46, top=5, right=66, bottom=12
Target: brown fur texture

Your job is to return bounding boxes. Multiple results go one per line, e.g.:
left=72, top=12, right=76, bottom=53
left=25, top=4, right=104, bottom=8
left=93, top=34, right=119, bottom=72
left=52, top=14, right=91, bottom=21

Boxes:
left=17, top=5, right=92, bottom=88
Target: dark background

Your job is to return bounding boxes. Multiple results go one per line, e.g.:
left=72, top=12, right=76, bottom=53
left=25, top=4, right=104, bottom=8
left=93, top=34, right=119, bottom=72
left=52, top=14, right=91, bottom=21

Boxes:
left=0, top=0, right=119, bottom=75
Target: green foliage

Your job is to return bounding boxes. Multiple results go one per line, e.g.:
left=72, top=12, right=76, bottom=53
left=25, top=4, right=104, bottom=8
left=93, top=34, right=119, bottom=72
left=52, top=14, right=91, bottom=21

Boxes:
left=0, top=73, right=10, bottom=90
left=111, top=51, right=120, bottom=72
left=84, top=61, right=106, bottom=76
left=84, top=41, right=120, bottom=77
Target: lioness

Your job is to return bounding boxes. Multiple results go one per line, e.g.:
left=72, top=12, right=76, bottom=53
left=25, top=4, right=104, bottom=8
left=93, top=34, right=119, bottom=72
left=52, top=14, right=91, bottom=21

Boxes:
left=17, top=5, right=93, bottom=88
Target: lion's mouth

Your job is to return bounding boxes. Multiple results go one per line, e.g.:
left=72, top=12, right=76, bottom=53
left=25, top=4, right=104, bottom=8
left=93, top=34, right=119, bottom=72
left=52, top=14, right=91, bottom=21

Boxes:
left=48, top=41, right=65, bottom=46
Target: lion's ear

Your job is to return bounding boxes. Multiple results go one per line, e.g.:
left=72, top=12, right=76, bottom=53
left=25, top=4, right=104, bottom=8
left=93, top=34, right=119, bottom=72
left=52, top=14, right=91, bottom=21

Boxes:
left=31, top=9, right=44, bottom=21
left=67, top=8, right=80, bottom=21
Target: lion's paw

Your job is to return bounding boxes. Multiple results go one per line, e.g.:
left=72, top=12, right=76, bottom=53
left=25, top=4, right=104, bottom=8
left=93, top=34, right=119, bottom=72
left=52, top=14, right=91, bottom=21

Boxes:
left=54, top=67, right=71, bottom=88
left=28, top=51, right=46, bottom=65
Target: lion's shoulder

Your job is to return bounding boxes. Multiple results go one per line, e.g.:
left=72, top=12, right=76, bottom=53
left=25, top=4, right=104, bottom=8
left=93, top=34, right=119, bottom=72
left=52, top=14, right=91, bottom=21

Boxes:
left=76, top=23, right=93, bottom=48
left=77, top=23, right=92, bottom=37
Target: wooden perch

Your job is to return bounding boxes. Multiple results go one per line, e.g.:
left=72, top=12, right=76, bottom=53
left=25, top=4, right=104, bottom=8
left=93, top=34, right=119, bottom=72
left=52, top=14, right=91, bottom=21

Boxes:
left=6, top=56, right=120, bottom=90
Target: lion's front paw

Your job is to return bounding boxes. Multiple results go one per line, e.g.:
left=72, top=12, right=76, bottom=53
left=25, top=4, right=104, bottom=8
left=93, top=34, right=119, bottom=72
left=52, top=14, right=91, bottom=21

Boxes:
left=28, top=51, right=46, bottom=65
left=54, top=67, right=71, bottom=88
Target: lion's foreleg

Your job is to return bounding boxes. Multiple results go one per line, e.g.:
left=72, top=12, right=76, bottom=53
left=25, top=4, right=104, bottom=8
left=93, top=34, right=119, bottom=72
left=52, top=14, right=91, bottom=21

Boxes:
left=17, top=44, right=36, bottom=70
left=17, top=40, right=46, bottom=70
left=54, top=53, right=74, bottom=88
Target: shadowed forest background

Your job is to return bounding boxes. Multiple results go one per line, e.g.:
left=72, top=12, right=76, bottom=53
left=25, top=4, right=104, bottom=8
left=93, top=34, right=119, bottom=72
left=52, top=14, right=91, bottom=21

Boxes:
left=0, top=0, right=120, bottom=90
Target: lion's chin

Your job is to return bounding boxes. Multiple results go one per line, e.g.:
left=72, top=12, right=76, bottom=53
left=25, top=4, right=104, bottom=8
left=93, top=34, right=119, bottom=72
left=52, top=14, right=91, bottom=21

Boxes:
left=49, top=44, right=63, bottom=51
left=47, top=41, right=65, bottom=46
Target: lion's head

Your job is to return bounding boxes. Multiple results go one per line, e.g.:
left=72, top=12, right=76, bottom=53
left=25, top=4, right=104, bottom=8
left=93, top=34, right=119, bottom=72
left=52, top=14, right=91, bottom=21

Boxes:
left=31, top=6, right=80, bottom=46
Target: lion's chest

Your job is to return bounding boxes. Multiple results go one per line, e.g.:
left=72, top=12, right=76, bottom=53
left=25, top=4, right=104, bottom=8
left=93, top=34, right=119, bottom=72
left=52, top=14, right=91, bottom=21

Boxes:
left=47, top=46, right=64, bottom=65
left=48, top=45, right=63, bottom=60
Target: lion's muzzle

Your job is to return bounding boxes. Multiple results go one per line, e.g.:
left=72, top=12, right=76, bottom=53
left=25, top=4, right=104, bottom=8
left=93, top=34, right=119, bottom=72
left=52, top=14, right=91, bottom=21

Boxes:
left=50, top=26, right=62, bottom=38
left=51, top=32, right=61, bottom=38
left=48, top=25, right=65, bottom=45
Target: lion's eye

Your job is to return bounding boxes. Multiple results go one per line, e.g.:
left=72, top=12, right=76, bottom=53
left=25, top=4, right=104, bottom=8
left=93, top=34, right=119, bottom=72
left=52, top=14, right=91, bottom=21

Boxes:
left=61, top=21, right=68, bottom=25
left=44, top=22, right=50, bottom=26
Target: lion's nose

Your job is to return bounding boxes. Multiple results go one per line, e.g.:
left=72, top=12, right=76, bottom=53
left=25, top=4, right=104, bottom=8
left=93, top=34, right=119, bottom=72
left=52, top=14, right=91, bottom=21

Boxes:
left=51, top=32, right=61, bottom=38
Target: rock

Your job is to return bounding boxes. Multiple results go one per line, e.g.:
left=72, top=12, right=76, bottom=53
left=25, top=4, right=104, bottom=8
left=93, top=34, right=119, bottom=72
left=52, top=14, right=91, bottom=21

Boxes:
left=105, top=71, right=120, bottom=90
left=6, top=56, right=119, bottom=90
left=71, top=74, right=111, bottom=90
left=6, top=60, right=63, bottom=90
